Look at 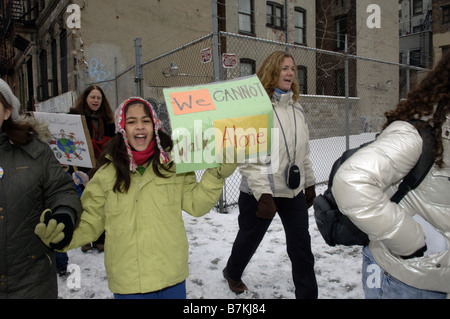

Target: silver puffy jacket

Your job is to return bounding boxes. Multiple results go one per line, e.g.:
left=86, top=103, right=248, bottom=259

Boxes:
left=333, top=120, right=450, bottom=294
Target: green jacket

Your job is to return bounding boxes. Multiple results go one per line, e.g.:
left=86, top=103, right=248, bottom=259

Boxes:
left=64, top=161, right=225, bottom=294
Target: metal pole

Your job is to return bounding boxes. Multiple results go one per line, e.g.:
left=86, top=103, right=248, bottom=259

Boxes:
left=345, top=34, right=350, bottom=150
left=134, top=37, right=143, bottom=97
left=212, top=0, right=227, bottom=213
left=285, top=0, right=289, bottom=46
left=83, top=67, right=87, bottom=92
left=406, top=51, right=410, bottom=95
left=211, top=0, right=221, bottom=82
left=114, top=57, right=118, bottom=108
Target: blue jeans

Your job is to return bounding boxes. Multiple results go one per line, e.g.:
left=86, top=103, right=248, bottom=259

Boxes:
left=362, top=245, right=446, bottom=299
left=113, top=281, right=186, bottom=299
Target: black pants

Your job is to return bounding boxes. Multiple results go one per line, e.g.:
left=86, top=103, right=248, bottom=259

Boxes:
left=226, top=191, right=318, bottom=299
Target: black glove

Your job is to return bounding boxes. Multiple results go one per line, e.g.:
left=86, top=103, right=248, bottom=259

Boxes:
left=37, top=208, right=75, bottom=250
left=400, top=245, right=427, bottom=259
left=50, top=213, right=74, bottom=250
left=256, top=194, right=277, bottom=219
left=305, top=185, right=316, bottom=209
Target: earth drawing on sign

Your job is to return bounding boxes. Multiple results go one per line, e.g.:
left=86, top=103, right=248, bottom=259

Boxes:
left=50, top=129, right=86, bottom=162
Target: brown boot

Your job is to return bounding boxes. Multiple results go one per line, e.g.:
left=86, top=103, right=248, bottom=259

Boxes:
left=81, top=243, right=93, bottom=253
left=223, top=267, right=248, bottom=294
left=94, top=243, right=104, bottom=252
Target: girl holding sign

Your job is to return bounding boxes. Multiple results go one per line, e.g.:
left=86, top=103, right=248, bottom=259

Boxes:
left=36, top=97, right=237, bottom=299
left=223, top=51, right=318, bottom=298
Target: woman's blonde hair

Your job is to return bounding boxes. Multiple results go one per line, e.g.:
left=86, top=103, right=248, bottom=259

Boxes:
left=256, top=51, right=300, bottom=102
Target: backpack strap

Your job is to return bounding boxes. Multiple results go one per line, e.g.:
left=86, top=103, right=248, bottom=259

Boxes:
left=390, top=122, right=436, bottom=203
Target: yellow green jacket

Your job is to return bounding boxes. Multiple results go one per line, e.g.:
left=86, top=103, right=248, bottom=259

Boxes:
left=63, top=162, right=225, bottom=294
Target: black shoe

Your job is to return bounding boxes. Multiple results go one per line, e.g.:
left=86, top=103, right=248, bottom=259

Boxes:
left=57, top=265, right=69, bottom=278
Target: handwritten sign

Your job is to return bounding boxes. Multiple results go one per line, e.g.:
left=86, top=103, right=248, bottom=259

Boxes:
left=170, top=89, right=216, bottom=115
left=33, top=112, right=95, bottom=168
left=163, top=75, right=273, bottom=173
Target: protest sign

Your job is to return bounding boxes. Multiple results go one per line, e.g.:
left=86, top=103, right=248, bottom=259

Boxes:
left=163, top=75, right=273, bottom=173
left=33, top=112, right=95, bottom=168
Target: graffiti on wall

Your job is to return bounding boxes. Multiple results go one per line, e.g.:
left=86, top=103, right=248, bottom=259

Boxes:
left=88, top=57, right=114, bottom=89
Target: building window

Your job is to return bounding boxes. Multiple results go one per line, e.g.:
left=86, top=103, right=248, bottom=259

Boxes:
left=335, top=68, right=345, bottom=96
left=409, top=49, right=421, bottom=67
left=297, top=65, right=307, bottom=94
left=239, top=0, right=254, bottom=35
left=39, top=0, right=45, bottom=12
left=412, top=25, right=421, bottom=33
left=294, top=7, right=306, bottom=45
left=442, top=5, right=450, bottom=24
left=266, top=2, right=284, bottom=29
left=442, top=45, right=450, bottom=55
left=413, top=0, right=423, bottom=16
left=60, top=30, right=68, bottom=93
left=51, top=38, right=58, bottom=97
left=38, top=50, right=48, bottom=101
left=240, top=58, right=255, bottom=76
left=336, top=15, right=347, bottom=50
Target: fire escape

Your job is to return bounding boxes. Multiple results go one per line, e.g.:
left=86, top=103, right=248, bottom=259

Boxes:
left=0, top=0, right=38, bottom=76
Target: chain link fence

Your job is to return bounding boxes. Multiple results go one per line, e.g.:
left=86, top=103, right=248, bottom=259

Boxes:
left=83, top=32, right=430, bottom=212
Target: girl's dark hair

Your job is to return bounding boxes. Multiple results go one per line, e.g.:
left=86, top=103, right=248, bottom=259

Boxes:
left=90, top=102, right=173, bottom=193
left=384, top=51, right=450, bottom=168
left=0, top=93, right=36, bottom=145
left=73, top=85, right=114, bottom=124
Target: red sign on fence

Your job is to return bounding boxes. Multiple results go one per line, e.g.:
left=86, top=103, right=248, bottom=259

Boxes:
left=222, top=53, right=237, bottom=68
left=201, top=48, right=211, bottom=63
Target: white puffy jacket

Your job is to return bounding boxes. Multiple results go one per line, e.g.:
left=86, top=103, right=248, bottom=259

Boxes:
left=239, top=91, right=316, bottom=200
left=332, top=120, right=450, bottom=294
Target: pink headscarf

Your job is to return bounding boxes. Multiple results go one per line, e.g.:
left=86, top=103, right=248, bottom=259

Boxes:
left=114, top=97, right=170, bottom=172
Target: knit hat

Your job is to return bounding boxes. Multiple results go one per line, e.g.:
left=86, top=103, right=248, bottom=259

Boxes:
left=115, top=97, right=170, bottom=172
left=0, top=78, right=20, bottom=121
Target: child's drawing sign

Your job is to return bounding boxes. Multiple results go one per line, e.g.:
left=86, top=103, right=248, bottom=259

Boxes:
left=33, top=112, right=95, bottom=168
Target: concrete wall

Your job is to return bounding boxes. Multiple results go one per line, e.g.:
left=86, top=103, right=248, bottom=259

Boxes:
left=355, top=0, right=399, bottom=132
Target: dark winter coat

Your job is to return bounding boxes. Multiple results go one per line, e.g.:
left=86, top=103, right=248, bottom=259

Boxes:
left=0, top=118, right=81, bottom=298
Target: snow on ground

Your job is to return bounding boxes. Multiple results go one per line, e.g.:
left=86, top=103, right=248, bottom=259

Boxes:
left=57, top=183, right=365, bottom=300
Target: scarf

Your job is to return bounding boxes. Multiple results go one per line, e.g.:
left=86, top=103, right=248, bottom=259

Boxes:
left=132, top=139, right=155, bottom=166
left=115, top=97, right=170, bottom=172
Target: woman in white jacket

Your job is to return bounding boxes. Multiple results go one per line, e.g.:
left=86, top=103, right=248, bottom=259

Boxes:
left=223, top=51, right=318, bottom=298
left=332, top=51, right=450, bottom=299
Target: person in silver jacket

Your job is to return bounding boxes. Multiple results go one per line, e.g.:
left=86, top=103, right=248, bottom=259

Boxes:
left=332, top=51, right=450, bottom=299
